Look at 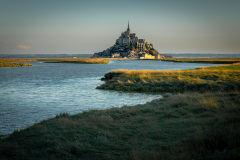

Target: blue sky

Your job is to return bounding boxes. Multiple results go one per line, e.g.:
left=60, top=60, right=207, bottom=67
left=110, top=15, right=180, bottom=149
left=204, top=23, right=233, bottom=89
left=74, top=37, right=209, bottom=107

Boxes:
left=0, top=0, right=240, bottom=54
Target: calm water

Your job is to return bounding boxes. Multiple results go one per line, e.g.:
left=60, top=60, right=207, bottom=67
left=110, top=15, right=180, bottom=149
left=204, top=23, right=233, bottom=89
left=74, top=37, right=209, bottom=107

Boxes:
left=0, top=60, right=220, bottom=135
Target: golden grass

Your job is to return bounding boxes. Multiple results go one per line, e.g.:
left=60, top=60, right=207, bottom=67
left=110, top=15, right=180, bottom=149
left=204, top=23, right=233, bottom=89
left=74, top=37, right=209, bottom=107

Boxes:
left=0, top=57, right=110, bottom=67
left=0, top=58, right=37, bottom=63
left=0, top=58, right=36, bottom=67
left=97, top=63, right=240, bottom=92
left=163, top=58, right=240, bottom=64
left=44, top=58, right=109, bottom=64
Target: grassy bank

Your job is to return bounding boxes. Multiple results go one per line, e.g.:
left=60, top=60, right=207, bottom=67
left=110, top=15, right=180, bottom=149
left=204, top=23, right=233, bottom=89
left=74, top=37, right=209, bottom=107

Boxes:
left=0, top=59, right=36, bottom=67
left=0, top=58, right=109, bottom=66
left=162, top=58, right=240, bottom=64
left=97, top=63, right=240, bottom=93
left=44, top=58, right=109, bottom=64
left=0, top=62, right=33, bottom=67
left=0, top=92, right=239, bottom=160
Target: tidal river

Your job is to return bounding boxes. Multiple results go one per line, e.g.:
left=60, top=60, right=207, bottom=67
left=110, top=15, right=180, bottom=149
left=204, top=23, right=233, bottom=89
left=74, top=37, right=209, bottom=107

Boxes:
left=0, top=60, right=220, bottom=135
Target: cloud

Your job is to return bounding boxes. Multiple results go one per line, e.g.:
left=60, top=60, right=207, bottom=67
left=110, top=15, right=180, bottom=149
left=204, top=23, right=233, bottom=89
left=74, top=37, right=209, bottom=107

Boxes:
left=18, top=44, right=32, bottom=50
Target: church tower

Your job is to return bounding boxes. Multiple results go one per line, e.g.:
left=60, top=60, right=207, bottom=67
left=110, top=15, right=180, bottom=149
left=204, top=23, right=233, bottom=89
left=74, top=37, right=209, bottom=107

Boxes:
left=126, top=21, right=131, bottom=35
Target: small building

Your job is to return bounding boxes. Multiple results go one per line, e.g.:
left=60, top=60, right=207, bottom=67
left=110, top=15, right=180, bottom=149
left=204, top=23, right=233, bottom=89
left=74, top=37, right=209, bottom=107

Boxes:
left=154, top=54, right=161, bottom=59
left=112, top=53, right=121, bottom=58
left=140, top=53, right=155, bottom=59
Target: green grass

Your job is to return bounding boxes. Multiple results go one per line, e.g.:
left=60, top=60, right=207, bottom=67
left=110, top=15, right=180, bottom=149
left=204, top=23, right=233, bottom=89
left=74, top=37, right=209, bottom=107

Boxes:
left=0, top=92, right=239, bottom=160
left=163, top=58, right=240, bottom=64
left=97, top=63, right=240, bottom=93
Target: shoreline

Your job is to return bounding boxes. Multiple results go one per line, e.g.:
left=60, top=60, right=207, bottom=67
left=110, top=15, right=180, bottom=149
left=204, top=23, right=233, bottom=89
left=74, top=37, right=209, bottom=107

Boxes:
left=162, top=58, right=240, bottom=64
left=0, top=58, right=109, bottom=67
left=1, top=57, right=240, bottom=67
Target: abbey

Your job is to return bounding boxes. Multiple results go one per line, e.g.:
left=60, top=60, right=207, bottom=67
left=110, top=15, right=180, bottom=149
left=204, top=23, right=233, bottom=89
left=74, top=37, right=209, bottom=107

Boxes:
left=116, top=22, right=145, bottom=52
left=93, top=22, right=164, bottom=59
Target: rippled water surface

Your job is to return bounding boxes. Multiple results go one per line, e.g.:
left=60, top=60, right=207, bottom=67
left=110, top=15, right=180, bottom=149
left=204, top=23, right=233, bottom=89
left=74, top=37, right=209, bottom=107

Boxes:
left=0, top=60, right=219, bottom=135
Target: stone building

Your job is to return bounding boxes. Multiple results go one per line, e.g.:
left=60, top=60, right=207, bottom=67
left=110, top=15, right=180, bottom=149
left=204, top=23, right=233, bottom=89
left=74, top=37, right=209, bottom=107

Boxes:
left=116, top=21, right=145, bottom=50
left=130, top=33, right=139, bottom=46
left=137, top=39, right=145, bottom=51
left=93, top=22, right=164, bottom=59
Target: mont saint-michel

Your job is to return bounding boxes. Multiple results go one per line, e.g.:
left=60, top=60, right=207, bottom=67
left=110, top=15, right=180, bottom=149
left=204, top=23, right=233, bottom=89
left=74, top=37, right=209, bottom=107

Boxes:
left=93, top=22, right=165, bottom=59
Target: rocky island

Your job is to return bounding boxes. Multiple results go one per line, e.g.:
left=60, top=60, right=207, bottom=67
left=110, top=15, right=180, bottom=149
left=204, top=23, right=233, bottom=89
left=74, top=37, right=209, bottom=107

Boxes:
left=93, top=22, right=165, bottom=59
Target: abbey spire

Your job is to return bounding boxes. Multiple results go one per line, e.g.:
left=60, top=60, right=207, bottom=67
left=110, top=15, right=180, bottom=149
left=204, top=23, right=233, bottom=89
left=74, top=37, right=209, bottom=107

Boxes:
left=127, top=21, right=131, bottom=35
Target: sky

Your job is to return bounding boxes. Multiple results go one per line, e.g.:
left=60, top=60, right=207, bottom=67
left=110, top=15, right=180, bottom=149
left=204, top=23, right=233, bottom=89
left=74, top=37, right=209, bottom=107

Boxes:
left=0, top=0, right=240, bottom=54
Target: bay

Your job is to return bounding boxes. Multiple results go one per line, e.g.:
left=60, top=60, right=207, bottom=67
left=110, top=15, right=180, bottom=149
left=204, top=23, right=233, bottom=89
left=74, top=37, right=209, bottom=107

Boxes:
left=0, top=60, right=220, bottom=135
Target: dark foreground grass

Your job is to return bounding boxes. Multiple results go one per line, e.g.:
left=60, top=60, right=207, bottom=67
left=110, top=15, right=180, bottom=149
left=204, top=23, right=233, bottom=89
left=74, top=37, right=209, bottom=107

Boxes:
left=0, top=92, right=239, bottom=160
left=97, top=63, right=240, bottom=93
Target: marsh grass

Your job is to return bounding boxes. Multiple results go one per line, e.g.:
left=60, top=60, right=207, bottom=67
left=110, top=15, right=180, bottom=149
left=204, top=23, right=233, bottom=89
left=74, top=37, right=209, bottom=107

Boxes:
left=97, top=63, right=240, bottom=93
left=0, top=58, right=109, bottom=67
left=0, top=62, right=33, bottom=67
left=0, top=92, right=239, bottom=159
left=163, top=58, right=240, bottom=64
left=0, top=58, right=36, bottom=67
left=44, top=58, right=109, bottom=64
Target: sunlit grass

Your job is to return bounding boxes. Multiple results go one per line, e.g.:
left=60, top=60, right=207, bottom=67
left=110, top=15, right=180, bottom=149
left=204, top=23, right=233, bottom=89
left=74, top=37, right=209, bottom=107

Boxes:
left=0, top=58, right=36, bottom=67
left=0, top=62, right=33, bottom=67
left=0, top=58, right=109, bottom=66
left=163, top=58, right=240, bottom=64
left=44, top=58, right=109, bottom=64
left=97, top=63, right=240, bottom=92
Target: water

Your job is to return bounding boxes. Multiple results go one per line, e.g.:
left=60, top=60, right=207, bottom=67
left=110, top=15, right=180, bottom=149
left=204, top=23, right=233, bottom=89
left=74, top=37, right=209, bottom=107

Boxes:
left=0, top=60, right=220, bottom=135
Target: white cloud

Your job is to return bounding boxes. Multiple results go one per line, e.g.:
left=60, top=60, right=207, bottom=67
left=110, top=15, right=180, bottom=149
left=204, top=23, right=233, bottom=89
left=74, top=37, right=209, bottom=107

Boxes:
left=18, top=44, right=32, bottom=50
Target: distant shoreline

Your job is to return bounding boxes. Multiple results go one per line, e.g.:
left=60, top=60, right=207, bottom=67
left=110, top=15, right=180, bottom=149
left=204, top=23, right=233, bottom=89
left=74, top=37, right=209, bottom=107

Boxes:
left=0, top=58, right=109, bottom=67
left=1, top=53, right=240, bottom=59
